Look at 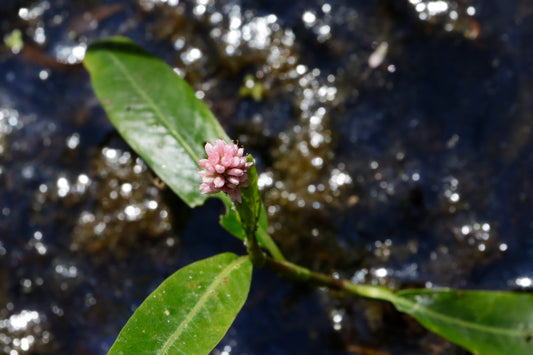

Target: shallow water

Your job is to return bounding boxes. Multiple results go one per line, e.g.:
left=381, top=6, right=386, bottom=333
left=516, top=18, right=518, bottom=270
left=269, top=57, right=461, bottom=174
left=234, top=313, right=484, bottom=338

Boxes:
left=1, top=0, right=533, bottom=354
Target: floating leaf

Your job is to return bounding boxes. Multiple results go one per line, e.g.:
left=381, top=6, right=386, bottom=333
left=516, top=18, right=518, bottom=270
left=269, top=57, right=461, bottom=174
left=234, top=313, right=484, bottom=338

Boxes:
left=394, top=289, right=533, bottom=355
left=108, top=253, right=252, bottom=355
left=84, top=36, right=228, bottom=207
left=352, top=284, right=533, bottom=355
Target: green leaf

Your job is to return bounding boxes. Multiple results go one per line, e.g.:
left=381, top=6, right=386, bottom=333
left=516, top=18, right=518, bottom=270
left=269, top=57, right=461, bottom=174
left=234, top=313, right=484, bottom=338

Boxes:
left=394, top=289, right=533, bottom=355
left=109, top=253, right=253, bottom=355
left=84, top=37, right=285, bottom=258
left=83, top=36, right=229, bottom=207
left=351, top=285, right=533, bottom=355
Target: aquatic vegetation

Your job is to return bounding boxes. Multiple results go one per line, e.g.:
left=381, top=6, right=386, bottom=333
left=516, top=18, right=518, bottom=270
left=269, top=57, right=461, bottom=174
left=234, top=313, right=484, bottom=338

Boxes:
left=4, top=1, right=533, bottom=354
left=84, top=37, right=533, bottom=355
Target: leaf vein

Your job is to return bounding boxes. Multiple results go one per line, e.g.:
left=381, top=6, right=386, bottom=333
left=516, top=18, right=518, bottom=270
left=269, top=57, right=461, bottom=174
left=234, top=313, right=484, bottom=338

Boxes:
left=158, top=255, right=248, bottom=354
left=106, top=51, right=200, bottom=162
left=392, top=294, right=527, bottom=338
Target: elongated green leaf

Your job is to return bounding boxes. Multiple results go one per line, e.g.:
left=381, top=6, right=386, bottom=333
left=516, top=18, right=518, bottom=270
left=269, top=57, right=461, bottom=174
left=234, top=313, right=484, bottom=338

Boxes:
left=84, top=37, right=285, bottom=259
left=394, top=289, right=533, bottom=355
left=84, top=36, right=229, bottom=207
left=351, top=284, right=533, bottom=355
left=109, top=253, right=252, bottom=355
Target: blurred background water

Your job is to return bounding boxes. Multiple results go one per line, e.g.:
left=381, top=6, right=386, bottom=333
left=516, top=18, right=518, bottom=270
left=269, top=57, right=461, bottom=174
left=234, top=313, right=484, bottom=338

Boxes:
left=1, top=0, right=533, bottom=354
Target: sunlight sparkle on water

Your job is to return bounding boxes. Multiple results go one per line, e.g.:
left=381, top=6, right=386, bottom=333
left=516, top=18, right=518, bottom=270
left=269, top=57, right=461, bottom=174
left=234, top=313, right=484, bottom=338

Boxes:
left=56, top=177, right=69, bottom=197
left=515, top=277, right=532, bottom=288
left=302, top=11, right=317, bottom=26
left=2, top=310, right=40, bottom=332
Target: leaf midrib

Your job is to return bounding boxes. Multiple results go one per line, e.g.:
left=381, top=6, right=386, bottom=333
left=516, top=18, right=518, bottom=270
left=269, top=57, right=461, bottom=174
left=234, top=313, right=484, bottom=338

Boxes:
left=158, top=255, right=249, bottom=355
left=105, top=50, right=200, bottom=162
left=391, top=292, right=529, bottom=339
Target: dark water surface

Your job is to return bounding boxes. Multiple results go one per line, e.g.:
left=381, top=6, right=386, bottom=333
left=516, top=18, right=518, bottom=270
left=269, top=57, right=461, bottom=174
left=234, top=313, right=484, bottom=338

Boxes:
left=1, top=0, right=533, bottom=354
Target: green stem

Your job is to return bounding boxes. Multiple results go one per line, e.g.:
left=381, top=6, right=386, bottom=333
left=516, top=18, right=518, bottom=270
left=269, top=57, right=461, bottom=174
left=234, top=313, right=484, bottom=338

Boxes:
left=240, top=200, right=386, bottom=300
left=256, top=227, right=286, bottom=262
left=246, top=231, right=266, bottom=268
left=261, top=257, right=396, bottom=302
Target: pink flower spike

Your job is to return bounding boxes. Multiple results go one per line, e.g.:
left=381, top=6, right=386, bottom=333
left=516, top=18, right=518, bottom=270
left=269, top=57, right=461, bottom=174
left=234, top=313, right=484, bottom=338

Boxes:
left=220, top=155, right=232, bottom=167
left=227, top=168, right=244, bottom=176
left=227, top=176, right=240, bottom=185
left=232, top=157, right=242, bottom=167
left=229, top=189, right=242, bottom=203
left=214, top=140, right=226, bottom=153
left=208, top=151, right=219, bottom=165
left=198, top=139, right=253, bottom=202
left=215, top=164, right=226, bottom=174
left=205, top=142, right=214, bottom=155
left=213, top=176, right=225, bottom=188
left=198, top=159, right=215, bottom=173
left=199, top=183, right=211, bottom=194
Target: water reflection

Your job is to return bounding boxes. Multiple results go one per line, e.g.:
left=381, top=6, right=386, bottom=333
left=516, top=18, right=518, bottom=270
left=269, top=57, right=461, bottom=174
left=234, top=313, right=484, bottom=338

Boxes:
left=0, top=308, right=52, bottom=354
left=2, top=0, right=533, bottom=354
left=405, top=0, right=480, bottom=38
